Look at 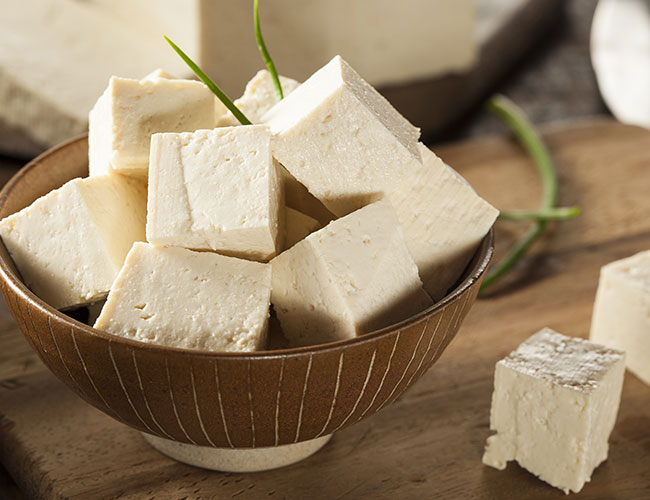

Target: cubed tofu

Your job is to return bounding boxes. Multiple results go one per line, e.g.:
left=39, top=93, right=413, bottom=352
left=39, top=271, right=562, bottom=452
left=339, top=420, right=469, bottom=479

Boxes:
left=280, top=165, right=335, bottom=226
left=141, top=68, right=176, bottom=81
left=591, top=250, right=650, bottom=385
left=263, top=55, right=423, bottom=217
left=88, top=75, right=219, bottom=178
left=284, top=207, right=320, bottom=250
left=483, top=328, right=625, bottom=494
left=217, top=70, right=301, bottom=126
left=0, top=175, right=147, bottom=309
left=271, top=199, right=433, bottom=347
left=94, top=242, right=271, bottom=352
left=146, top=125, right=282, bottom=261
left=387, top=143, right=498, bottom=300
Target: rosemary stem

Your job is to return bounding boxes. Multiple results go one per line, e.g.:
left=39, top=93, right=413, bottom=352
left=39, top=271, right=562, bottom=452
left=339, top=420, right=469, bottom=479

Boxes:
left=254, top=0, right=283, bottom=101
left=164, top=36, right=252, bottom=126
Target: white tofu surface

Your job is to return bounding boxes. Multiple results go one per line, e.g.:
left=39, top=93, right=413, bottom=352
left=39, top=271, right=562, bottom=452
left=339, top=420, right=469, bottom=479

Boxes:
left=280, top=165, right=335, bottom=226
left=271, top=199, right=433, bottom=347
left=0, top=175, right=147, bottom=309
left=147, top=126, right=282, bottom=261
left=88, top=76, right=219, bottom=178
left=591, top=250, right=650, bottom=385
left=483, top=328, right=625, bottom=494
left=263, top=55, right=423, bottom=217
left=387, top=143, right=498, bottom=300
left=284, top=207, right=320, bottom=250
left=94, top=243, right=271, bottom=352
left=217, top=70, right=301, bottom=127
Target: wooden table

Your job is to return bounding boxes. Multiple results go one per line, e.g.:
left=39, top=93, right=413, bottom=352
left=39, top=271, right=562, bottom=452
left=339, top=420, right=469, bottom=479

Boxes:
left=0, top=118, right=649, bottom=499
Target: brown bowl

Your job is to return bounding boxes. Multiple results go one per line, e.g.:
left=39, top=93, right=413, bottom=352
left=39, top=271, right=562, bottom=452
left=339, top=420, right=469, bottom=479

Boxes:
left=0, top=135, right=493, bottom=450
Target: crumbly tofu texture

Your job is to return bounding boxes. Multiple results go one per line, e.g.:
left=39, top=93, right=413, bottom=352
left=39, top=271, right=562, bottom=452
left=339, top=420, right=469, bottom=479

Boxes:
left=146, top=125, right=282, bottom=261
left=590, top=250, right=650, bottom=385
left=217, top=70, right=301, bottom=127
left=483, top=328, right=625, bottom=494
left=94, top=243, right=271, bottom=352
left=284, top=207, right=320, bottom=250
left=263, top=55, right=423, bottom=217
left=271, top=199, right=433, bottom=347
left=387, top=143, right=498, bottom=300
left=0, top=175, right=147, bottom=309
left=88, top=75, right=219, bottom=178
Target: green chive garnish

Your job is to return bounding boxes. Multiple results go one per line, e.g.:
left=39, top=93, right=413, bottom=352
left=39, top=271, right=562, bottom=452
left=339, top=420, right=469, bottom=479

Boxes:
left=254, top=0, right=283, bottom=101
left=499, top=206, right=581, bottom=221
left=164, top=36, right=252, bottom=125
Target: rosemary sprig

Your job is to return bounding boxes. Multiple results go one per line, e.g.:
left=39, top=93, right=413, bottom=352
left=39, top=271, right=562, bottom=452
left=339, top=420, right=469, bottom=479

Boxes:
left=164, top=36, right=252, bottom=125
left=480, top=95, right=579, bottom=292
left=254, top=0, right=283, bottom=101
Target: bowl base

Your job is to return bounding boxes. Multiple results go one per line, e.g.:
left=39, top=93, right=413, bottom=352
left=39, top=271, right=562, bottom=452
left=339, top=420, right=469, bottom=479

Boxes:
left=142, top=433, right=333, bottom=472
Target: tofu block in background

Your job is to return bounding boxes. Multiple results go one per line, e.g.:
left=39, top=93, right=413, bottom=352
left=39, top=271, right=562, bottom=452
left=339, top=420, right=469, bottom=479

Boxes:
left=0, top=175, right=147, bottom=310
left=284, top=208, right=320, bottom=250
left=271, top=199, right=433, bottom=347
left=217, top=70, right=301, bottom=127
left=387, top=144, right=498, bottom=300
left=88, top=76, right=220, bottom=178
left=147, top=126, right=282, bottom=261
left=88, top=0, right=476, bottom=96
left=591, top=250, right=650, bottom=385
left=280, top=166, right=335, bottom=226
left=94, top=243, right=271, bottom=352
left=141, top=68, right=176, bottom=81
left=483, top=328, right=625, bottom=494
left=0, top=0, right=190, bottom=154
left=263, top=55, right=423, bottom=217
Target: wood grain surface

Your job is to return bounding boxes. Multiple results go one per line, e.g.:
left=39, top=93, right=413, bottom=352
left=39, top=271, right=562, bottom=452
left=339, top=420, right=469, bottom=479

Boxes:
left=1, top=118, right=649, bottom=499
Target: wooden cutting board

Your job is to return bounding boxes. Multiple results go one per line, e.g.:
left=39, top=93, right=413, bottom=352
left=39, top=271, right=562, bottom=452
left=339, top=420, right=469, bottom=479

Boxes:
left=1, top=118, right=649, bottom=499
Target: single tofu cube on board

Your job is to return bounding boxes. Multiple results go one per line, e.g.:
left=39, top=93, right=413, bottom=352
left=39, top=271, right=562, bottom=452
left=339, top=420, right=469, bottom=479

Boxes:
left=94, top=243, right=271, bottom=352
left=271, top=199, right=433, bottom=347
left=88, top=75, right=219, bottom=178
left=591, top=250, right=650, bottom=385
left=147, top=125, right=282, bottom=261
left=284, top=207, right=320, bottom=250
left=387, top=144, right=498, bottom=300
left=263, top=55, right=423, bottom=217
left=217, top=70, right=301, bottom=127
left=483, top=328, right=625, bottom=494
left=0, top=175, right=147, bottom=309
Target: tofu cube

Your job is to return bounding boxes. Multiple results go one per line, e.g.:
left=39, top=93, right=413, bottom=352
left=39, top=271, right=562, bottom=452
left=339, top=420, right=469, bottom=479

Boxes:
left=387, top=144, right=498, bottom=300
left=271, top=199, right=433, bottom=347
left=146, top=125, right=282, bottom=261
left=591, top=250, right=650, bottom=385
left=280, top=165, right=334, bottom=226
left=94, top=242, right=271, bottom=352
left=217, top=70, right=301, bottom=127
left=88, top=76, right=219, bottom=178
left=0, top=175, right=147, bottom=309
left=284, top=207, right=320, bottom=250
left=483, top=328, right=625, bottom=494
left=263, top=55, right=423, bottom=217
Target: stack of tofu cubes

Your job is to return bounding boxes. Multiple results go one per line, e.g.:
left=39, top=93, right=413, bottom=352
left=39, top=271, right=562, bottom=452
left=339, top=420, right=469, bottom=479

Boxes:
left=0, top=56, right=497, bottom=352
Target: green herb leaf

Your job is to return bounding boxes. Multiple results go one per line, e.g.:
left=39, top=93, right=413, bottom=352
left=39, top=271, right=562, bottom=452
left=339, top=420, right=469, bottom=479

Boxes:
left=164, top=36, right=252, bottom=125
left=480, top=95, right=580, bottom=293
left=254, top=0, right=283, bottom=101
left=499, top=206, right=581, bottom=221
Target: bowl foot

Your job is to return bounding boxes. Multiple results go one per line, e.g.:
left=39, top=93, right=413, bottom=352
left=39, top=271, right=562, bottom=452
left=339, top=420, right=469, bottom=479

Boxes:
left=142, top=433, right=333, bottom=472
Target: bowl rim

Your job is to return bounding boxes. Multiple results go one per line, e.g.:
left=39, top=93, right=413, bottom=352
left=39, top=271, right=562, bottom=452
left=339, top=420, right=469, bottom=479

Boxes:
left=0, top=134, right=494, bottom=360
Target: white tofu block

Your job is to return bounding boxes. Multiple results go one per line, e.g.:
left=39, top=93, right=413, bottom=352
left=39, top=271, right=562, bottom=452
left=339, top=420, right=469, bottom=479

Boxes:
left=94, top=243, right=271, bottom=352
left=387, top=144, right=498, bottom=300
left=0, top=0, right=190, bottom=151
left=263, top=55, right=423, bottom=217
left=88, top=76, right=219, bottom=178
left=217, top=70, right=301, bottom=127
left=147, top=126, right=282, bottom=261
left=284, top=208, right=320, bottom=250
left=483, top=328, right=625, bottom=494
left=271, top=199, right=433, bottom=347
left=88, top=0, right=476, bottom=96
left=0, top=175, right=147, bottom=309
left=141, top=68, right=176, bottom=81
left=590, top=250, right=650, bottom=385
left=280, top=166, right=335, bottom=226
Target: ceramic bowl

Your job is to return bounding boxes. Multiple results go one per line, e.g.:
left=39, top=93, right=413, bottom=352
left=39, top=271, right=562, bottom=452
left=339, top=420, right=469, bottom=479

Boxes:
left=0, top=136, right=493, bottom=470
